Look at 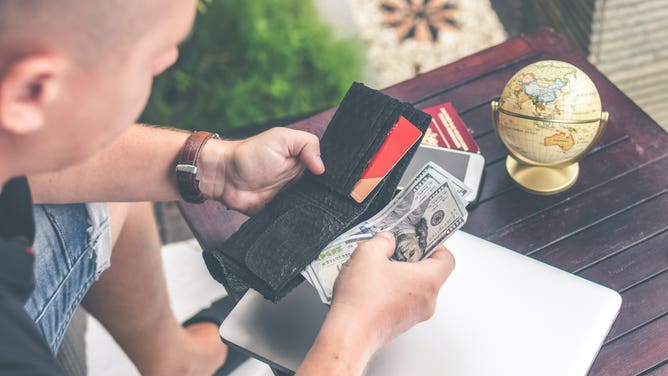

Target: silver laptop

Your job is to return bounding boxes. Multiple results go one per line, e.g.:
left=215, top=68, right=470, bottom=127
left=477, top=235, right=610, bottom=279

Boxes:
left=220, top=231, right=621, bottom=375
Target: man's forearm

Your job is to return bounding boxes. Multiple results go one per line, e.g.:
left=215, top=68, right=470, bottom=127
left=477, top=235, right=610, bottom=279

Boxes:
left=29, top=125, right=199, bottom=204
left=297, top=311, right=376, bottom=376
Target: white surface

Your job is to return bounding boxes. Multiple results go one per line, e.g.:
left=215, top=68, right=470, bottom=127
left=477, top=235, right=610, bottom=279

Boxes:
left=221, top=231, right=621, bottom=376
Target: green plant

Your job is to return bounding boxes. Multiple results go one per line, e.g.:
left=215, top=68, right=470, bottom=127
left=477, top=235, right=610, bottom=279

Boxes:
left=141, top=0, right=363, bottom=132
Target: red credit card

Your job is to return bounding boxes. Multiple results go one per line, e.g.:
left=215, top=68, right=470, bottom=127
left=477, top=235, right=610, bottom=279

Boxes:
left=420, top=102, right=479, bottom=153
left=350, top=116, right=422, bottom=203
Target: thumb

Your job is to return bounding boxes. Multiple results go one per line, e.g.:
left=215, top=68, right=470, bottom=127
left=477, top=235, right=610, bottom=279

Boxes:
left=294, top=133, right=325, bottom=175
left=355, top=232, right=396, bottom=259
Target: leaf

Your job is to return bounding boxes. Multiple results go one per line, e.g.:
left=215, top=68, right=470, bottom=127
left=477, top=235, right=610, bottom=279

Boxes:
left=141, top=0, right=363, bottom=131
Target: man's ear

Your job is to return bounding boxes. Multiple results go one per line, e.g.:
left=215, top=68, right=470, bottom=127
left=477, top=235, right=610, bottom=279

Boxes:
left=0, top=55, right=66, bottom=135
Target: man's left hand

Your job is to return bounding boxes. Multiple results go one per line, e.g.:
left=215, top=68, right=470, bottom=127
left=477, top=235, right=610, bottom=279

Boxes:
left=198, top=127, right=325, bottom=215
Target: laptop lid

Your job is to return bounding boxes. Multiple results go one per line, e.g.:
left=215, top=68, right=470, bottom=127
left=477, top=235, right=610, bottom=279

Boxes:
left=220, top=231, right=621, bottom=375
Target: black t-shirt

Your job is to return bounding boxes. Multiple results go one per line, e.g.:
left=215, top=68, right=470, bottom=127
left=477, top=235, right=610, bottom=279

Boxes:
left=0, top=177, right=64, bottom=375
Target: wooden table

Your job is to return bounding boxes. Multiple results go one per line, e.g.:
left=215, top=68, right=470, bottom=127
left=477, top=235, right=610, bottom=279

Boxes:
left=180, top=28, right=668, bottom=375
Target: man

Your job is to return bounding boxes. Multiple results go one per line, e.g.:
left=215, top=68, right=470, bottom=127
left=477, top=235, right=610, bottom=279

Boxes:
left=0, top=1, right=455, bottom=375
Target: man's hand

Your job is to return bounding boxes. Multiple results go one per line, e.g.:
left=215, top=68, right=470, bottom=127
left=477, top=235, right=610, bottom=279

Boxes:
left=298, top=233, right=455, bottom=375
left=332, top=232, right=455, bottom=351
left=198, top=127, right=324, bottom=215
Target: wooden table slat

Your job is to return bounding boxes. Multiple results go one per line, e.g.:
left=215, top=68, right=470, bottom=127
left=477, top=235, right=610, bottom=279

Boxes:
left=413, top=61, right=544, bottom=124
left=382, top=37, right=537, bottom=102
left=577, top=230, right=668, bottom=291
left=465, top=144, right=668, bottom=235
left=605, top=270, right=668, bottom=342
left=472, top=136, right=640, bottom=206
left=485, top=156, right=668, bottom=250
left=589, top=313, right=668, bottom=376
left=534, top=193, right=668, bottom=271
left=642, top=361, right=668, bottom=376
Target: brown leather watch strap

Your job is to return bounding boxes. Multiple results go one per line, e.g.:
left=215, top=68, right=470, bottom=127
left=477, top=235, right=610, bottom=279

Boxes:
left=176, top=131, right=219, bottom=203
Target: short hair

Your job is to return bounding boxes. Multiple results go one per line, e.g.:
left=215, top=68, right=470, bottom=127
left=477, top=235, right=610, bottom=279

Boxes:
left=0, top=0, right=163, bottom=66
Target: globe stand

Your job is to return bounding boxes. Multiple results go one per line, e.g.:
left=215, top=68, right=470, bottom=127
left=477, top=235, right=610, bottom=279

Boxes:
left=506, top=155, right=579, bottom=195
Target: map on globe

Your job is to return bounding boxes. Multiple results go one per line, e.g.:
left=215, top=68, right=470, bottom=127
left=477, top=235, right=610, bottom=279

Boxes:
left=497, top=61, right=603, bottom=165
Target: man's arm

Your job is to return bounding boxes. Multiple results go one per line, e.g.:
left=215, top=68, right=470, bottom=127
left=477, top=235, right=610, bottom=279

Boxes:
left=298, top=309, right=376, bottom=375
left=298, top=233, right=455, bottom=375
left=29, top=125, right=191, bottom=204
left=29, top=125, right=323, bottom=213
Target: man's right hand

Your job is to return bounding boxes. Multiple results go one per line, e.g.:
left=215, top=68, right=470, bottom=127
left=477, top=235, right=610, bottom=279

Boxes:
left=297, top=232, right=455, bottom=375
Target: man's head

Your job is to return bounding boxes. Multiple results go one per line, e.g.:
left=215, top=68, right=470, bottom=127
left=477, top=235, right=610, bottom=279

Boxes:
left=0, top=0, right=197, bottom=178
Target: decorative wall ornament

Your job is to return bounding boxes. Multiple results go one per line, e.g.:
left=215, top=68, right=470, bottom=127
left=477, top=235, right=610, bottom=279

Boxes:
left=347, top=0, right=506, bottom=87
left=380, top=0, right=460, bottom=42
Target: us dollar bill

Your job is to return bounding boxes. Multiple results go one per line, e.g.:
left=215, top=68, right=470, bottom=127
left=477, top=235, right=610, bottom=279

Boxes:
left=302, top=162, right=469, bottom=304
left=437, top=168, right=471, bottom=204
left=306, top=234, right=373, bottom=304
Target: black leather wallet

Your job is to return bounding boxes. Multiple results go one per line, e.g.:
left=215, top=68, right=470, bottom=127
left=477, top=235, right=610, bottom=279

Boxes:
left=203, top=83, right=432, bottom=302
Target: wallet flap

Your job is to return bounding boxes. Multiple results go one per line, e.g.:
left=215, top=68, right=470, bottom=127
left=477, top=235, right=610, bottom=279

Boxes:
left=314, top=83, right=404, bottom=199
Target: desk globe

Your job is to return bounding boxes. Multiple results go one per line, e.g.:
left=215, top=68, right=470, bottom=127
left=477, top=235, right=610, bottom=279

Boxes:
left=491, top=60, right=608, bottom=195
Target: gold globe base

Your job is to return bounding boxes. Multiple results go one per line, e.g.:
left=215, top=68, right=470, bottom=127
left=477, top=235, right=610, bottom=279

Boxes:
left=505, top=156, right=579, bottom=195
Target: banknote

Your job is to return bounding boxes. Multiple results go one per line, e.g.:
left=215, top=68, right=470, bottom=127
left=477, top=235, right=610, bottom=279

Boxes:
left=354, top=162, right=468, bottom=259
left=436, top=168, right=471, bottom=204
left=302, top=162, right=468, bottom=304
left=306, top=234, right=373, bottom=304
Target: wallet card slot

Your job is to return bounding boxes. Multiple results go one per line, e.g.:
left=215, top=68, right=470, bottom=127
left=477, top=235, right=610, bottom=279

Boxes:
left=345, top=108, right=404, bottom=190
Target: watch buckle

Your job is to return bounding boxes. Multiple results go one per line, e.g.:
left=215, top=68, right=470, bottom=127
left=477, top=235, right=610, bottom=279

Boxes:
left=176, top=164, right=198, bottom=175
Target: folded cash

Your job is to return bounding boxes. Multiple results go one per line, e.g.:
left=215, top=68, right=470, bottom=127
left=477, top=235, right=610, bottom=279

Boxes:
left=302, top=162, right=469, bottom=304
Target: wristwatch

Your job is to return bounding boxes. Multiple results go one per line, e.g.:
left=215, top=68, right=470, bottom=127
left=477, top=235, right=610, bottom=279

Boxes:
left=175, top=131, right=220, bottom=203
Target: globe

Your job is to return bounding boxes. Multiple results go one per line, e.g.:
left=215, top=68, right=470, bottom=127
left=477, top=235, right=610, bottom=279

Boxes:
left=491, top=60, right=608, bottom=194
